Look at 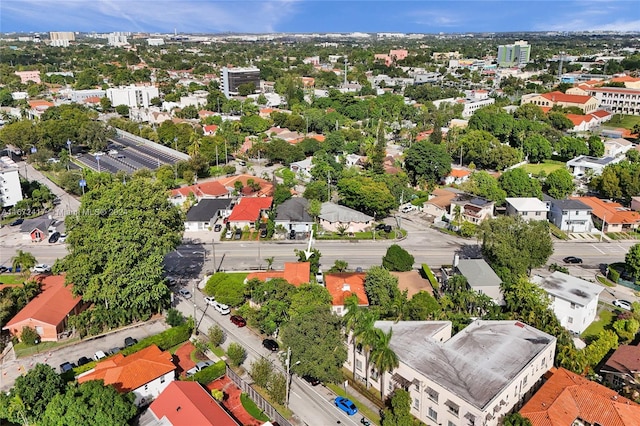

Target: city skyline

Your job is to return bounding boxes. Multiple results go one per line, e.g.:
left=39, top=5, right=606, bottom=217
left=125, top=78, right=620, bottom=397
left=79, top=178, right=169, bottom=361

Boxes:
left=1, top=0, right=640, bottom=35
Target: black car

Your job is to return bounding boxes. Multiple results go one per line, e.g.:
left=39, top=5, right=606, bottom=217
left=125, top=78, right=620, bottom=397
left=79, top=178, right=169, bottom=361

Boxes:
left=9, top=218, right=24, bottom=226
left=563, top=256, right=583, bottom=264
left=59, top=362, right=76, bottom=373
left=48, top=232, right=61, bottom=243
left=375, top=223, right=386, bottom=231
left=260, top=228, right=268, bottom=238
left=77, top=356, right=91, bottom=366
left=124, top=336, right=138, bottom=347
left=289, top=230, right=296, bottom=240
left=214, top=224, right=222, bottom=232
left=383, top=225, right=392, bottom=233
left=262, top=339, right=279, bottom=352
left=234, top=229, right=242, bottom=240
left=302, top=375, right=321, bottom=386
left=0, top=266, right=8, bottom=273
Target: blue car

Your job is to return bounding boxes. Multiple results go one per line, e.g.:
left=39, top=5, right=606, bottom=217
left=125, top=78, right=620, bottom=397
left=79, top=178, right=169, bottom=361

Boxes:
left=334, top=396, right=358, bottom=415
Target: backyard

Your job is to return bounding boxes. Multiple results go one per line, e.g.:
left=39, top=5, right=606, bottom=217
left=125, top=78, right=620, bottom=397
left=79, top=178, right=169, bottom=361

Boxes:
left=607, top=114, right=640, bottom=131
left=518, top=160, right=566, bottom=176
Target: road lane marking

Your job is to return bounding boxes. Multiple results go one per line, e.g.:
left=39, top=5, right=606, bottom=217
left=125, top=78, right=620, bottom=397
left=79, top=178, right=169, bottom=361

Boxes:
left=591, top=244, right=605, bottom=254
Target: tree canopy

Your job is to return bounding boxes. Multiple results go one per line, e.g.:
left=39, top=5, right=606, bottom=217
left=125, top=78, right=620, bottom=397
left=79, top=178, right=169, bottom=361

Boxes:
left=404, top=140, right=452, bottom=185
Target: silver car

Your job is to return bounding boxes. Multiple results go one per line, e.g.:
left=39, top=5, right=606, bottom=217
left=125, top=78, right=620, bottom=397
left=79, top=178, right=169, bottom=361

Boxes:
left=178, top=289, right=192, bottom=299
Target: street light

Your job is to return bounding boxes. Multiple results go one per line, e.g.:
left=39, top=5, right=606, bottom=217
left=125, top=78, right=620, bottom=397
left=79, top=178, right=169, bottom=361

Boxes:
left=95, top=155, right=101, bottom=173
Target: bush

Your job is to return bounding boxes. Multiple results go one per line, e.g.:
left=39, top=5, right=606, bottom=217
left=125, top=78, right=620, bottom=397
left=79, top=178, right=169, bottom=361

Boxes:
left=184, top=360, right=226, bottom=385
left=120, top=323, right=192, bottom=356
left=208, top=325, right=225, bottom=348
left=227, top=342, right=247, bottom=367
left=382, top=244, right=415, bottom=272
left=21, top=326, right=40, bottom=345
left=166, top=308, right=185, bottom=327
left=421, top=264, right=439, bottom=290
left=609, top=268, right=621, bottom=283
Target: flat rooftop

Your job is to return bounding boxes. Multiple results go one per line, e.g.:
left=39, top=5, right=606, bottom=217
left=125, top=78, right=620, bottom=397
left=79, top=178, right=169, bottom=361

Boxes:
left=532, top=271, right=602, bottom=306
left=376, top=320, right=555, bottom=410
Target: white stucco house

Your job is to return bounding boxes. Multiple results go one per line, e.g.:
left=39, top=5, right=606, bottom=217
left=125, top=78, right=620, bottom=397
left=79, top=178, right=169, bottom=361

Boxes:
left=547, top=197, right=593, bottom=233
left=345, top=320, right=556, bottom=426
left=532, top=271, right=602, bottom=335
left=318, top=202, right=373, bottom=233
left=505, top=197, right=549, bottom=221
left=566, top=155, right=623, bottom=177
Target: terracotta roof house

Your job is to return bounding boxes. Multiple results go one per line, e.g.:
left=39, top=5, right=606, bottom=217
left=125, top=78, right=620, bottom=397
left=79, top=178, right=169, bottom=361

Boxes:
left=245, top=262, right=311, bottom=287
left=390, top=271, right=433, bottom=298
left=217, top=174, right=274, bottom=197
left=571, top=196, right=640, bottom=233
left=325, top=272, right=368, bottom=316
left=587, top=86, right=640, bottom=116
left=521, top=91, right=598, bottom=113
left=423, top=187, right=465, bottom=220
left=600, top=344, right=640, bottom=395
left=318, top=202, right=373, bottom=233
left=148, top=381, right=239, bottom=426
left=78, top=344, right=176, bottom=406
left=3, top=275, right=83, bottom=342
left=441, top=168, right=472, bottom=185
left=520, top=367, right=640, bottom=426
left=170, top=181, right=229, bottom=205
left=202, top=124, right=218, bottom=135
left=227, top=196, right=273, bottom=229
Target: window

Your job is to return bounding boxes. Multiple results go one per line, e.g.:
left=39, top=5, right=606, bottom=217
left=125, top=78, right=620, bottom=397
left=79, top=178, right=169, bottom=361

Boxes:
left=535, top=211, right=541, bottom=216
left=568, top=317, right=573, bottom=324
left=522, top=375, right=528, bottom=386
left=570, top=303, right=576, bottom=309
left=428, top=407, right=438, bottom=421
left=445, top=400, right=459, bottom=417
left=448, top=422, right=457, bottom=426
left=426, top=387, right=439, bottom=402
left=356, top=360, right=362, bottom=371
left=414, top=382, right=420, bottom=392
left=562, top=210, right=568, bottom=215
left=370, top=369, right=379, bottom=381
left=144, top=384, right=148, bottom=391
left=160, top=375, right=165, bottom=384
left=413, top=398, right=420, bottom=409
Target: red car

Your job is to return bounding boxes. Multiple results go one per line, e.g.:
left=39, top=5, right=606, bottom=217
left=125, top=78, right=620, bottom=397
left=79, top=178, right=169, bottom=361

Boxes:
left=230, top=315, right=246, bottom=327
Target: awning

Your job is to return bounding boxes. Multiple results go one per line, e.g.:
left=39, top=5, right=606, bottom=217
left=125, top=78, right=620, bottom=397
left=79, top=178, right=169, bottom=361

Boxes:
left=391, top=373, right=412, bottom=388
left=445, top=399, right=460, bottom=411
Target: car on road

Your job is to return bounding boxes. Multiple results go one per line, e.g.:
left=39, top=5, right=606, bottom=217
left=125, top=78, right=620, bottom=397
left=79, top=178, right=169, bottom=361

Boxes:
left=289, top=230, right=296, bottom=240
left=213, top=301, right=230, bottom=315
left=230, top=315, right=246, bottom=327
left=334, top=396, right=358, bottom=415
left=9, top=218, right=24, bottom=226
left=613, top=299, right=633, bottom=311
left=563, top=256, right=583, bottom=264
left=204, top=296, right=216, bottom=306
left=32, top=264, right=52, bottom=273
left=77, top=356, right=91, bottom=366
left=178, top=289, right=192, bottom=299
left=302, top=375, right=321, bottom=386
left=48, top=232, right=61, bottom=243
left=234, top=229, right=242, bottom=240
left=262, top=339, right=279, bottom=352
left=116, top=154, right=126, bottom=159
left=124, top=337, right=138, bottom=347
left=59, top=362, right=75, bottom=373
left=108, top=149, right=119, bottom=155
left=214, top=224, right=222, bottom=232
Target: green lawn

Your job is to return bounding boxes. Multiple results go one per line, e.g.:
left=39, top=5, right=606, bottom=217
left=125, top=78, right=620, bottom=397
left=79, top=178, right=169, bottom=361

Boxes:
left=0, top=274, right=25, bottom=285
left=581, top=308, right=615, bottom=342
left=240, top=393, right=270, bottom=422
left=607, top=114, right=640, bottom=130
left=327, top=383, right=381, bottom=425
left=518, top=160, right=566, bottom=176
left=14, top=338, right=80, bottom=358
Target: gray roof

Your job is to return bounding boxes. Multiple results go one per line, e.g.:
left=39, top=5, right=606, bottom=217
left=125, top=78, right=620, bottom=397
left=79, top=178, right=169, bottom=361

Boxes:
left=275, top=197, right=313, bottom=223
left=186, top=198, right=232, bottom=222
left=19, top=216, right=55, bottom=234
left=319, top=202, right=373, bottom=223
left=567, top=155, right=617, bottom=166
left=376, top=320, right=555, bottom=410
left=532, top=271, right=602, bottom=307
left=551, top=198, right=592, bottom=211
left=456, top=259, right=502, bottom=288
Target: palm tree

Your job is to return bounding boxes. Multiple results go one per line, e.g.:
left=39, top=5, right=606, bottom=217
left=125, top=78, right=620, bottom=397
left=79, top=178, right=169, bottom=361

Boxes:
left=343, top=295, right=362, bottom=380
left=370, top=327, right=399, bottom=400
left=354, top=310, right=378, bottom=388
left=265, top=257, right=275, bottom=271
left=452, top=204, right=463, bottom=231
left=11, top=250, right=37, bottom=280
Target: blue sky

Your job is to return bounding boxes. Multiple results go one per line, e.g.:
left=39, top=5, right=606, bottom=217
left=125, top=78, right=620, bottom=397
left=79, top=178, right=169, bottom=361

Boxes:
left=1, top=1, right=639, bottom=34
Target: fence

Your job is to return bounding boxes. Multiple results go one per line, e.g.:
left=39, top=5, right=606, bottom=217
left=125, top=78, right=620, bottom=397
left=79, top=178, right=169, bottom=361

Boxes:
left=225, top=365, right=292, bottom=426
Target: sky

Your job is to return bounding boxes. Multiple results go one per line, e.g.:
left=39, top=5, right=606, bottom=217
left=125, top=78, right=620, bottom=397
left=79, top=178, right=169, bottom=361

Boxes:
left=1, top=0, right=639, bottom=34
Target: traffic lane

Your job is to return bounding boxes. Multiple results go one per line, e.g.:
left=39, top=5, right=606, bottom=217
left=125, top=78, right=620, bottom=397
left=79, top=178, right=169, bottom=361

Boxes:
left=111, top=136, right=181, bottom=164
left=290, top=377, right=362, bottom=426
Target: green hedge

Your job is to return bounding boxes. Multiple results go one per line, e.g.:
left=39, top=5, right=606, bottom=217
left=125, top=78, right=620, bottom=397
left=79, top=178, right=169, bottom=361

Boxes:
left=183, top=360, right=226, bottom=385
left=608, top=268, right=620, bottom=283
left=422, top=264, right=439, bottom=291
left=120, top=324, right=192, bottom=356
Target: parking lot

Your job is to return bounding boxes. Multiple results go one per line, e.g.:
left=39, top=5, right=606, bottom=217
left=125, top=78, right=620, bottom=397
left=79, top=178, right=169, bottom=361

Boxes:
left=76, top=134, right=184, bottom=174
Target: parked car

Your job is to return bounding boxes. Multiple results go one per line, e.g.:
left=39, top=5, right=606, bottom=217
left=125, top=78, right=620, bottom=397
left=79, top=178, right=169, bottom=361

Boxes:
left=563, top=256, right=583, bottom=264
left=383, top=225, right=392, bottom=233
left=9, top=218, right=24, bottom=226
left=59, top=362, right=75, bottom=373
left=334, top=396, right=358, bottom=415
left=178, top=289, right=192, bottom=299
left=58, top=233, right=67, bottom=243
left=32, top=264, right=52, bottom=273
left=230, top=315, right=246, bottom=327
left=613, top=299, right=633, bottom=311
left=116, top=154, right=126, bottom=159
left=401, top=205, right=414, bottom=213
left=124, top=337, right=138, bottom=347
left=262, top=339, right=279, bottom=352
left=375, top=223, right=386, bottom=230
left=94, top=350, right=107, bottom=361
left=260, top=228, right=268, bottom=238
left=204, top=296, right=216, bottom=306
left=0, top=266, right=8, bottom=273
left=214, top=224, right=222, bottom=232
left=225, top=229, right=233, bottom=239
left=77, top=356, right=91, bottom=366
left=302, top=375, right=321, bottom=386
left=185, top=366, right=199, bottom=377
left=213, top=301, right=230, bottom=315
left=108, top=347, right=121, bottom=355
left=234, top=229, right=242, bottom=240
left=195, top=360, right=214, bottom=370
left=289, top=230, right=296, bottom=240
left=48, top=232, right=61, bottom=243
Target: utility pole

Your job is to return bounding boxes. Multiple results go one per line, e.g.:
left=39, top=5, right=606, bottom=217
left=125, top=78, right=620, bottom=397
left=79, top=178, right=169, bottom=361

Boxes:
left=285, top=347, right=292, bottom=407
left=212, top=239, right=217, bottom=273
left=600, top=213, right=607, bottom=242
left=327, top=171, right=331, bottom=202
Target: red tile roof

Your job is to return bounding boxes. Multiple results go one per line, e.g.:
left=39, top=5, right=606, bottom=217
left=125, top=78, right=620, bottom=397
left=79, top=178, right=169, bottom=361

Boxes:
left=590, top=87, right=640, bottom=95
left=520, top=368, right=640, bottom=426
left=325, top=273, right=368, bottom=307
left=591, top=109, right=612, bottom=119
left=449, top=168, right=471, bottom=178
left=246, top=262, right=310, bottom=287
left=217, top=175, right=274, bottom=197
left=4, top=275, right=81, bottom=329
left=611, top=75, right=640, bottom=83
left=228, top=197, right=273, bottom=222
left=541, top=91, right=594, bottom=105
left=571, top=197, right=640, bottom=225
left=170, top=181, right=228, bottom=199
left=78, top=344, right=175, bottom=393
left=150, top=381, right=239, bottom=426
left=566, top=113, right=595, bottom=126
left=203, top=124, right=218, bottom=134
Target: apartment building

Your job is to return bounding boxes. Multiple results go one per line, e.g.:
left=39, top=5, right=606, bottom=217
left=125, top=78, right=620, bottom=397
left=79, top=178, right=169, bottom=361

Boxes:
left=0, top=156, right=24, bottom=207
left=106, top=85, right=159, bottom=108
left=14, top=70, right=41, bottom=84
left=497, top=40, right=531, bottom=67
left=220, top=67, right=261, bottom=98
left=346, top=320, right=556, bottom=426
left=587, top=86, right=640, bottom=116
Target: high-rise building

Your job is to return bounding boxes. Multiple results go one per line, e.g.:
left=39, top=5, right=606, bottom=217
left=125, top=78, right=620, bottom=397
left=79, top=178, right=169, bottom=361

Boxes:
left=0, top=156, right=24, bottom=207
left=220, top=67, right=261, bottom=98
left=497, top=40, right=531, bottom=67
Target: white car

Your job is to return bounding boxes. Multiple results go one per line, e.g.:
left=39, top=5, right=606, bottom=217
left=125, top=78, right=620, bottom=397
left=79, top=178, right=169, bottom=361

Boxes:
left=613, top=299, right=632, bottom=311
left=213, top=301, right=230, bottom=315
left=401, top=204, right=414, bottom=213
left=32, top=264, right=52, bottom=273
left=108, top=149, right=119, bottom=155
left=178, top=289, right=192, bottom=299
left=225, top=229, right=233, bottom=239
left=94, top=350, right=107, bottom=361
left=204, top=296, right=216, bottom=306
left=58, top=233, right=67, bottom=243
